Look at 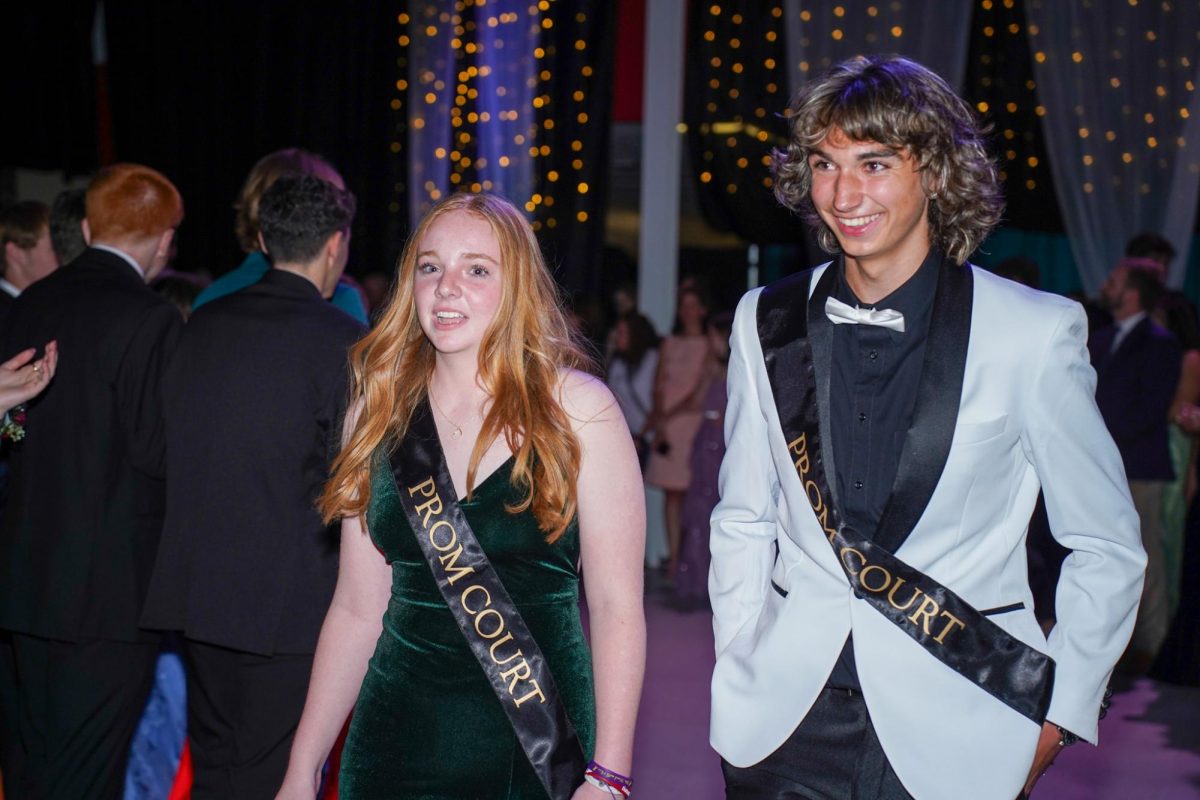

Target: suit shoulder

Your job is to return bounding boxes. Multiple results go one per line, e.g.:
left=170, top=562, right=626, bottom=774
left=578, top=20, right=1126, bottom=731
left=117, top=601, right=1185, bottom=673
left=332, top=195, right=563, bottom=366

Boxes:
left=970, top=265, right=1075, bottom=313
left=970, top=265, right=1081, bottom=328
left=312, top=300, right=368, bottom=340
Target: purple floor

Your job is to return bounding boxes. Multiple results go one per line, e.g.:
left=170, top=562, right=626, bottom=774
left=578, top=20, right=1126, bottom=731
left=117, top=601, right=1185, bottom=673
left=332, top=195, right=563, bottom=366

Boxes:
left=629, top=588, right=1200, bottom=799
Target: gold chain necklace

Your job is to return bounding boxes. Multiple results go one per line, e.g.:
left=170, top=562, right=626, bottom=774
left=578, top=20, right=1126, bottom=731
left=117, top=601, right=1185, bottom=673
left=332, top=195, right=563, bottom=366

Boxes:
left=429, top=392, right=466, bottom=440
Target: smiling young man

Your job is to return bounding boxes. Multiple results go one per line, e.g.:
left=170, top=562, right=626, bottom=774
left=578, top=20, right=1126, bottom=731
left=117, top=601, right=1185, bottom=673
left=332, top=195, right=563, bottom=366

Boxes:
left=709, top=55, right=1146, bottom=800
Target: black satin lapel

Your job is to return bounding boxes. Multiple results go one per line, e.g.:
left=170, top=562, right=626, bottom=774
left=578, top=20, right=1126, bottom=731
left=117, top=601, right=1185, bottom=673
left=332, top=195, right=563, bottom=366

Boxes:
left=875, top=257, right=973, bottom=553
left=807, top=265, right=841, bottom=509
left=757, top=264, right=842, bottom=512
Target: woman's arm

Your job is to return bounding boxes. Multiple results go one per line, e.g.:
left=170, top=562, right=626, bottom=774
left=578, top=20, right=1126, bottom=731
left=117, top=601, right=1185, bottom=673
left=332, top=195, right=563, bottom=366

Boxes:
left=276, top=510, right=393, bottom=798
left=643, top=337, right=671, bottom=435
left=562, top=371, right=647, bottom=797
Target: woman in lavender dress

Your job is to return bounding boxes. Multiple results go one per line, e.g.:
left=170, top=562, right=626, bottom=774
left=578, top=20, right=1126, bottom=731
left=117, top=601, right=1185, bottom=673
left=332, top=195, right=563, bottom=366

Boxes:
left=675, top=313, right=733, bottom=607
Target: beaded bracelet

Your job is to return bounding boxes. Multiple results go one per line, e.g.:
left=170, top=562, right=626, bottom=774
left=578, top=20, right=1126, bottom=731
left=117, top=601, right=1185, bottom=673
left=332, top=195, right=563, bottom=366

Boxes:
left=584, top=773, right=630, bottom=798
left=584, top=760, right=633, bottom=798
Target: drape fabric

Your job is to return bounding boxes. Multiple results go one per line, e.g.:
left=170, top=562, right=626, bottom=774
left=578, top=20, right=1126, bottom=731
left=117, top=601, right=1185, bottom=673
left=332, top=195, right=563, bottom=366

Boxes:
left=1027, top=0, right=1200, bottom=290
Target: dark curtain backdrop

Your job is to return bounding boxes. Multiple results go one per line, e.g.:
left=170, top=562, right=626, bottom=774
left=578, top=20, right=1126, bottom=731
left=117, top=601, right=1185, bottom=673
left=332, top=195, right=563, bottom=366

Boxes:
left=532, top=1, right=618, bottom=296
left=964, top=0, right=1062, bottom=232
left=684, top=0, right=802, bottom=244
left=1, top=1, right=99, bottom=175
left=100, top=1, right=405, bottom=278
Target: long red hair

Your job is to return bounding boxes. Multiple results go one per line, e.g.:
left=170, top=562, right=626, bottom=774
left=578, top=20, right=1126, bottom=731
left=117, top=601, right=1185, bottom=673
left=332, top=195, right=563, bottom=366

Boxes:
left=319, top=193, right=592, bottom=542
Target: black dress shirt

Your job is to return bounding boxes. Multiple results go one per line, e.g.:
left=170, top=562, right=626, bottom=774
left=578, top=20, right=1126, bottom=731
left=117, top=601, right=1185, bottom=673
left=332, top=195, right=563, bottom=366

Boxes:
left=827, top=249, right=939, bottom=687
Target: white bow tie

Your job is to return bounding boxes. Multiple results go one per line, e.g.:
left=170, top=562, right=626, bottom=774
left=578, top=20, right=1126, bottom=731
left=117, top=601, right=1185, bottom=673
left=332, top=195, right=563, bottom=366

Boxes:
left=824, top=296, right=906, bottom=332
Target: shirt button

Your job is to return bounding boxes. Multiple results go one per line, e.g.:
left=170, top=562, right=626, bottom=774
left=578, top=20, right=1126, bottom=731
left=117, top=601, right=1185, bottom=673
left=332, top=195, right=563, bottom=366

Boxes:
left=858, top=412, right=867, bottom=423
left=854, top=480, right=864, bottom=489
left=868, top=350, right=879, bottom=360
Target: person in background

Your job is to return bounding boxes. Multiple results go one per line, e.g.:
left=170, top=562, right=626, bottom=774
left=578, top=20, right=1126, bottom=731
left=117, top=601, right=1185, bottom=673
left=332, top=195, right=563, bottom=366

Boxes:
left=1091, top=257, right=1181, bottom=674
left=1125, top=231, right=1175, bottom=275
left=191, top=147, right=368, bottom=324
left=153, top=271, right=209, bottom=321
left=675, top=311, right=733, bottom=609
left=1155, top=291, right=1200, bottom=616
left=1149, top=291, right=1200, bottom=687
left=0, top=163, right=184, bottom=799
left=645, top=286, right=711, bottom=580
left=604, top=281, right=639, bottom=362
left=607, top=312, right=660, bottom=466
left=141, top=175, right=362, bottom=799
left=607, top=311, right=669, bottom=571
left=0, top=201, right=59, bottom=331
left=360, top=270, right=391, bottom=324
left=49, top=187, right=88, bottom=266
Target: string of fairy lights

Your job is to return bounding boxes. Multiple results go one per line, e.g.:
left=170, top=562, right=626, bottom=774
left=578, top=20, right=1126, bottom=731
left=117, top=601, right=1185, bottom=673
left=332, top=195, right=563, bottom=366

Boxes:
left=964, top=0, right=1056, bottom=226
left=692, top=4, right=788, bottom=200
left=390, top=1, right=601, bottom=235
left=389, top=0, right=1200, bottom=250
left=1026, top=0, right=1200, bottom=196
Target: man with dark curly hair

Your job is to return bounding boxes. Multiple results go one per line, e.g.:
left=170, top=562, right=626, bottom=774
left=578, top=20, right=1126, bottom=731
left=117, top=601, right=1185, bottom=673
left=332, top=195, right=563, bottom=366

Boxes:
left=709, top=55, right=1146, bottom=799
left=141, top=174, right=365, bottom=798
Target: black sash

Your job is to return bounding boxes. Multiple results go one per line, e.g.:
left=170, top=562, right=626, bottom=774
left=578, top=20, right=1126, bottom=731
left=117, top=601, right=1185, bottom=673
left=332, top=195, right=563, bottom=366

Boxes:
left=756, top=261, right=1054, bottom=724
left=389, top=399, right=585, bottom=799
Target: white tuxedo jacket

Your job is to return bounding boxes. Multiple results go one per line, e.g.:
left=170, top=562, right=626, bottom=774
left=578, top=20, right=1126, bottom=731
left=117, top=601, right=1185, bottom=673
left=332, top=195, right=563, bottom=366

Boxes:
left=709, top=262, right=1146, bottom=800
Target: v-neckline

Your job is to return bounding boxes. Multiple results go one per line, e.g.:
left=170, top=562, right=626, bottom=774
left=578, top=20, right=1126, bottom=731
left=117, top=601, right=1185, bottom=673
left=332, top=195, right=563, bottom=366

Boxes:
left=454, top=454, right=516, bottom=504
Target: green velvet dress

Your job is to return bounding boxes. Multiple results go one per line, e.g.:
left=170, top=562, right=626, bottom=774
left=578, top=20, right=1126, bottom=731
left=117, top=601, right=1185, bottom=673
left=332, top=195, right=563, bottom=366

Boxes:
left=338, top=453, right=596, bottom=799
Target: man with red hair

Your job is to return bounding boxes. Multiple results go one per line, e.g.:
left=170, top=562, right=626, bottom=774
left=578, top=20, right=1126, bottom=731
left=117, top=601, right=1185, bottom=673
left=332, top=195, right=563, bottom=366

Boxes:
left=0, top=163, right=184, bottom=799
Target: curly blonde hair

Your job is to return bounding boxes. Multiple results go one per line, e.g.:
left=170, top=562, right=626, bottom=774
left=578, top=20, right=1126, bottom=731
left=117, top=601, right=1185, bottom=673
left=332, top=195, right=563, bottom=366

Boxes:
left=771, top=55, right=1003, bottom=265
left=319, top=193, right=592, bottom=542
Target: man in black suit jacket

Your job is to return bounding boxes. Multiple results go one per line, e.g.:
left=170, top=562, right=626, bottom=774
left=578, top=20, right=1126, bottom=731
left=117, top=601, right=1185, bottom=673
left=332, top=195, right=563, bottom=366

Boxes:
left=0, top=201, right=60, bottom=348
left=141, top=175, right=363, bottom=798
left=1090, top=257, right=1182, bottom=671
left=0, top=164, right=184, bottom=799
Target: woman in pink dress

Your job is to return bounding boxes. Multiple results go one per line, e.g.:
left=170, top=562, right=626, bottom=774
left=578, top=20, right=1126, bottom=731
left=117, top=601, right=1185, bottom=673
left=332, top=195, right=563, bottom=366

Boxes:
left=644, top=287, right=710, bottom=578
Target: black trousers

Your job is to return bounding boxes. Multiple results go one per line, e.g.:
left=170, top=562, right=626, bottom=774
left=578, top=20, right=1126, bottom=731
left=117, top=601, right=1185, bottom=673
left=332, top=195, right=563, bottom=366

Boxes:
left=0, top=632, right=158, bottom=800
left=722, top=686, right=914, bottom=800
left=183, top=639, right=314, bottom=800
